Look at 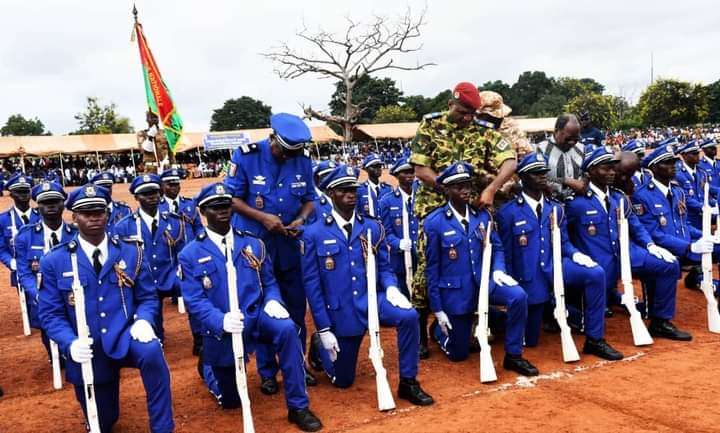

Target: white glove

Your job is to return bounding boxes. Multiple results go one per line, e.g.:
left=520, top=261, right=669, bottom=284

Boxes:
left=647, top=244, right=676, bottom=263
left=399, top=239, right=412, bottom=252
left=10, top=258, right=16, bottom=271
left=435, top=311, right=452, bottom=336
left=571, top=252, right=597, bottom=268
left=129, top=319, right=156, bottom=343
left=318, top=330, right=340, bottom=362
left=492, top=271, right=518, bottom=286
left=223, top=311, right=245, bottom=334
left=264, top=300, right=290, bottom=319
left=712, top=235, right=720, bottom=244
left=386, top=286, right=412, bottom=309
left=69, top=338, right=93, bottom=363
left=691, top=237, right=715, bottom=254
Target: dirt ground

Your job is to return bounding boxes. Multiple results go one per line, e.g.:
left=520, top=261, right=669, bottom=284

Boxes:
left=1, top=176, right=720, bottom=433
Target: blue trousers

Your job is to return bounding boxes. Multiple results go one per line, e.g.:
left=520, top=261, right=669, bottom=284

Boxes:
left=318, top=298, right=419, bottom=388
left=630, top=255, right=680, bottom=320
left=211, top=312, right=309, bottom=410
left=72, top=339, right=174, bottom=433
left=433, top=283, right=527, bottom=358
left=256, top=261, right=307, bottom=380
left=525, top=259, right=606, bottom=346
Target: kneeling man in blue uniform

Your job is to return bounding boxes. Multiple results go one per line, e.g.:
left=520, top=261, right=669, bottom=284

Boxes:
left=304, top=165, right=434, bottom=405
left=178, top=183, right=322, bottom=432
left=39, top=184, right=174, bottom=433
left=424, top=161, right=538, bottom=375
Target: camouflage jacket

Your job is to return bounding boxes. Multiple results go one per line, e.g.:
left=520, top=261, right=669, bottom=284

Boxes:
left=409, top=111, right=515, bottom=219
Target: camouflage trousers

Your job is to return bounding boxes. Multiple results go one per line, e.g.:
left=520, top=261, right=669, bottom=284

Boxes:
left=412, top=219, right=429, bottom=310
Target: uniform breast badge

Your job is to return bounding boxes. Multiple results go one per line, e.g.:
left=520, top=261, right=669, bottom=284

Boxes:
left=448, top=247, right=458, bottom=260
left=659, top=215, right=668, bottom=226
left=395, top=217, right=402, bottom=226
left=518, top=234, right=528, bottom=246
left=202, top=275, right=213, bottom=289
left=588, top=224, right=597, bottom=236
left=255, top=195, right=265, bottom=209
left=325, top=256, right=335, bottom=270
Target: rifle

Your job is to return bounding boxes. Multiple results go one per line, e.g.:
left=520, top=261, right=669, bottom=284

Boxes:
left=365, top=228, right=396, bottom=411
left=38, top=270, right=63, bottom=389
left=225, top=239, right=255, bottom=433
left=701, top=182, right=720, bottom=333
left=401, top=196, right=414, bottom=299
left=11, top=212, right=31, bottom=336
left=617, top=199, right=654, bottom=345
left=475, top=222, right=497, bottom=383
left=70, top=251, right=101, bottom=433
left=550, top=207, right=581, bottom=362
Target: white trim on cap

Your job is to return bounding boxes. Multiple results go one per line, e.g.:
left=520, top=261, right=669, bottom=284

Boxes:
left=36, top=191, right=65, bottom=202
left=678, top=144, right=700, bottom=154
left=93, top=180, right=114, bottom=186
left=391, top=163, right=413, bottom=174
left=71, top=197, right=108, bottom=210
left=274, top=131, right=305, bottom=150
left=8, top=183, right=31, bottom=191
left=442, top=173, right=471, bottom=185
left=648, top=152, right=676, bottom=167
left=198, top=193, right=233, bottom=207
left=327, top=176, right=359, bottom=189
left=160, top=176, right=181, bottom=182
left=517, top=162, right=549, bottom=174
left=586, top=154, right=614, bottom=170
left=363, top=158, right=383, bottom=168
left=316, top=168, right=335, bottom=178
left=133, top=183, right=160, bottom=194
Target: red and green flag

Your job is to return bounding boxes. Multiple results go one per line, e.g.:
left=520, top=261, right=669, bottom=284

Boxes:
left=132, top=12, right=183, bottom=152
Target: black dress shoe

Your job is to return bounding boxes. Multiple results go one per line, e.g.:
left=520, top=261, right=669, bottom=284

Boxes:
left=0, top=386, right=4, bottom=397
left=543, top=319, right=561, bottom=334
left=260, top=376, right=279, bottom=395
left=308, top=333, right=324, bottom=372
left=684, top=268, right=700, bottom=290
left=583, top=338, right=623, bottom=360
left=398, top=378, right=434, bottom=406
left=304, top=366, right=317, bottom=387
left=196, top=353, right=204, bottom=379
left=604, top=307, right=614, bottom=318
left=503, top=354, right=539, bottom=376
left=192, top=333, right=202, bottom=357
left=419, top=343, right=430, bottom=360
left=288, top=408, right=322, bottom=432
left=649, top=319, right=692, bottom=341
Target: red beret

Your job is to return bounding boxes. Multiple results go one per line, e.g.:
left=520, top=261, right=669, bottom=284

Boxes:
left=453, top=82, right=481, bottom=111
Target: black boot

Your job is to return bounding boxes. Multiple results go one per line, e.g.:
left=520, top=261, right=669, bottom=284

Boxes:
left=418, top=309, right=430, bottom=360
left=192, top=333, right=202, bottom=357
left=288, top=408, right=323, bottom=432
left=649, top=319, right=692, bottom=341
left=308, top=333, right=324, bottom=371
left=260, top=376, right=279, bottom=395
left=304, top=365, right=317, bottom=387
left=397, top=378, right=434, bottom=406
left=503, top=354, right=539, bottom=376
left=582, top=338, right=623, bottom=360
left=684, top=267, right=700, bottom=290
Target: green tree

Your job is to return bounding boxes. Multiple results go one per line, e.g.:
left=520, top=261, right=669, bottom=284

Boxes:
left=637, top=79, right=708, bottom=126
left=555, top=77, right=604, bottom=100
left=706, top=79, right=720, bottom=123
left=373, top=105, right=417, bottom=123
left=329, top=76, right=403, bottom=124
left=401, top=89, right=452, bottom=119
left=210, top=97, right=272, bottom=131
left=528, top=94, right=567, bottom=117
left=1, top=114, right=50, bottom=136
left=71, top=97, right=133, bottom=134
left=564, top=93, right=618, bottom=130
left=510, top=71, right=556, bottom=115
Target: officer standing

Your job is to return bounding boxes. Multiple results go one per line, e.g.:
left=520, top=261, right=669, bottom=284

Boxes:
left=0, top=173, right=40, bottom=291
left=698, top=138, right=720, bottom=189
left=112, top=174, right=186, bottom=341
left=39, top=184, right=174, bottom=433
left=304, top=165, right=433, bottom=405
left=565, top=147, right=689, bottom=340
left=15, top=181, right=77, bottom=358
left=675, top=140, right=719, bottom=229
left=356, top=153, right=392, bottom=217
left=225, top=112, right=317, bottom=392
left=89, top=172, right=131, bottom=232
left=497, top=154, right=622, bottom=360
left=159, top=168, right=203, bottom=241
left=579, top=112, right=605, bottom=151
left=424, top=162, right=538, bottom=374
left=179, top=183, right=322, bottom=431
left=378, top=157, right=427, bottom=358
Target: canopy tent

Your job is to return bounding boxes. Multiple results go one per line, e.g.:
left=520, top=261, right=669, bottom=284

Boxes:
left=0, top=125, right=342, bottom=157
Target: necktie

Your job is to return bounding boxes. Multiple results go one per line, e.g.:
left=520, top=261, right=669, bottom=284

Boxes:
left=535, top=203, right=542, bottom=221
left=92, top=249, right=102, bottom=275
left=221, top=237, right=228, bottom=258
left=50, top=232, right=59, bottom=248
left=151, top=219, right=158, bottom=236
left=666, top=190, right=673, bottom=205
left=374, top=186, right=379, bottom=198
left=173, top=201, right=179, bottom=213
left=604, top=196, right=611, bottom=213
left=21, top=214, right=29, bottom=224
left=343, top=223, right=352, bottom=240
left=461, top=219, right=469, bottom=234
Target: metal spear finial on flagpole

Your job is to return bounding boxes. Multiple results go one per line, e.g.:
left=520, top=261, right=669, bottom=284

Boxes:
left=130, top=5, right=139, bottom=41
left=132, top=4, right=138, bottom=22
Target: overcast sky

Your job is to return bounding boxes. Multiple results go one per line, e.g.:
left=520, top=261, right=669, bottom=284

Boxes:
left=2, top=0, right=719, bottom=135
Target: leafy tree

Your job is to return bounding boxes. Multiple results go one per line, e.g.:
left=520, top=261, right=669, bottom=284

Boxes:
left=400, top=89, right=452, bottom=120
left=210, top=97, right=272, bottom=131
left=1, top=114, right=50, bottom=136
left=706, top=79, right=720, bottom=123
left=555, top=77, right=604, bottom=100
left=329, top=76, right=403, bottom=124
left=564, top=93, right=617, bottom=130
left=373, top=105, right=417, bottom=123
left=510, top=71, right=556, bottom=115
left=637, top=79, right=708, bottom=126
left=528, top=94, right=567, bottom=117
left=71, top=97, right=133, bottom=134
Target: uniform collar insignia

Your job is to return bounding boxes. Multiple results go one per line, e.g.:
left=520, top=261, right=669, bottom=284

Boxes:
left=324, top=216, right=334, bottom=225
left=356, top=214, right=363, bottom=223
left=35, top=224, right=42, bottom=232
left=445, top=208, right=453, bottom=219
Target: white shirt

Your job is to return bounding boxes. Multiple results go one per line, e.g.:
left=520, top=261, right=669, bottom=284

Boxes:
left=332, top=209, right=355, bottom=239
left=522, top=192, right=544, bottom=219
left=206, top=227, right=233, bottom=258
left=78, top=234, right=108, bottom=267
left=398, top=187, right=412, bottom=209
left=589, top=182, right=610, bottom=212
left=42, top=222, right=64, bottom=252
left=138, top=208, right=159, bottom=233
left=165, top=196, right=180, bottom=212
left=704, top=156, right=715, bottom=167
left=652, top=178, right=671, bottom=197
left=14, top=207, right=33, bottom=224
left=449, top=203, right=470, bottom=229
left=682, top=160, right=696, bottom=177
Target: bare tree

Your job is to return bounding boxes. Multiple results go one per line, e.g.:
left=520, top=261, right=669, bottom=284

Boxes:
left=262, top=9, right=434, bottom=144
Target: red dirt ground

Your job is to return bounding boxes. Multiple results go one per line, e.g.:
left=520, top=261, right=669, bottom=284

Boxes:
left=1, top=177, right=719, bottom=433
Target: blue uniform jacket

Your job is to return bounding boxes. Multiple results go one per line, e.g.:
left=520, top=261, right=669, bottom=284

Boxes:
left=159, top=196, right=203, bottom=242
left=307, top=191, right=333, bottom=225
left=111, top=211, right=185, bottom=292
left=357, top=180, right=393, bottom=217
left=302, top=213, right=397, bottom=337
left=0, top=207, right=40, bottom=286
left=379, top=186, right=419, bottom=276
left=632, top=181, right=702, bottom=259
left=15, top=222, right=77, bottom=327
left=496, top=196, right=578, bottom=304
left=566, top=188, right=654, bottom=279
left=178, top=229, right=283, bottom=366
left=424, top=204, right=506, bottom=315
left=631, top=169, right=652, bottom=191
left=675, top=161, right=718, bottom=227
left=38, top=235, right=158, bottom=385
left=107, top=201, right=132, bottom=232
left=698, top=156, right=720, bottom=190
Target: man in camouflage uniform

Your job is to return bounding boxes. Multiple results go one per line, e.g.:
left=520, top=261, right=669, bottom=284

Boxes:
left=409, top=82, right=517, bottom=358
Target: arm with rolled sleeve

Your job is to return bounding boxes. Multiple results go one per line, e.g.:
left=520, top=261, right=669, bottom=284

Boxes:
left=178, top=249, right=225, bottom=338
left=301, top=232, right=332, bottom=332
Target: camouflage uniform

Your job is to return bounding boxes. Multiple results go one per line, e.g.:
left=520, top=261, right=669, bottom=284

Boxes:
left=409, top=111, right=515, bottom=308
